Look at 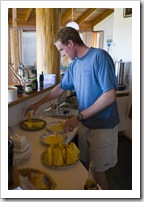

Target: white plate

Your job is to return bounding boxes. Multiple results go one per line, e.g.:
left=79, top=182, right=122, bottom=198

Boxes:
left=40, top=133, right=65, bottom=146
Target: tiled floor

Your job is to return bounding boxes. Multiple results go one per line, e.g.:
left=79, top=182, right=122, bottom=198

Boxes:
left=106, top=133, right=132, bottom=190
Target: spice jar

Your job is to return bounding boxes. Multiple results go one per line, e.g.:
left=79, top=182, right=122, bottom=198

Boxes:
left=25, top=81, right=33, bottom=94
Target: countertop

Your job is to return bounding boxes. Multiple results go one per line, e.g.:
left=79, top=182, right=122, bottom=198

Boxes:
left=12, top=116, right=89, bottom=190
left=8, top=84, right=56, bottom=108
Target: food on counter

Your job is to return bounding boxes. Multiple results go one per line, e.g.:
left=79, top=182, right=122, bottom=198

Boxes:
left=23, top=121, right=33, bottom=129
left=23, top=120, right=45, bottom=129
left=33, top=121, right=45, bottom=129
left=19, top=119, right=46, bottom=131
left=41, top=142, right=80, bottom=167
left=18, top=168, right=56, bottom=190
left=47, top=121, right=65, bottom=132
left=44, top=135, right=63, bottom=145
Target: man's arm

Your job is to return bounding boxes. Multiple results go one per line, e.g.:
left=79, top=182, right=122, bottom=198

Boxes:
left=81, top=88, right=116, bottom=120
left=25, top=84, right=65, bottom=115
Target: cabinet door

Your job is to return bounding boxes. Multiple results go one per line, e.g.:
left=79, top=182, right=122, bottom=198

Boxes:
left=117, top=96, right=129, bottom=131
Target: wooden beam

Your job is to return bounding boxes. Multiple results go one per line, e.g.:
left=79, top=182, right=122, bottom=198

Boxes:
left=62, top=8, right=76, bottom=24
left=77, top=8, right=97, bottom=25
left=25, top=8, right=33, bottom=23
left=12, top=8, right=18, bottom=72
left=92, top=9, right=114, bottom=26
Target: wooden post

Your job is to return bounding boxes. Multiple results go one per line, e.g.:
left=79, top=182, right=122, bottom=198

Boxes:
left=36, top=8, right=62, bottom=83
left=12, top=8, right=18, bottom=72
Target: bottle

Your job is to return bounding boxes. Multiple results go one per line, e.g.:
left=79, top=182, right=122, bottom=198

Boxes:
left=84, top=161, right=98, bottom=190
left=39, top=71, right=44, bottom=88
left=8, top=139, right=14, bottom=188
left=30, top=78, right=38, bottom=91
left=25, top=81, right=33, bottom=94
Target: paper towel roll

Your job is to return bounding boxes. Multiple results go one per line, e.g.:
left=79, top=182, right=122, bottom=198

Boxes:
left=8, top=87, right=17, bottom=102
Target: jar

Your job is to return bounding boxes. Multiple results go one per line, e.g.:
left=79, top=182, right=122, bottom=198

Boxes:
left=30, top=78, right=38, bottom=91
left=25, top=82, right=33, bottom=94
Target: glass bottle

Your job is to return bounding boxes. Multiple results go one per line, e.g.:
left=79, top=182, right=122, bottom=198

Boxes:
left=39, top=71, right=44, bottom=88
left=84, top=161, right=98, bottom=190
left=8, top=139, right=14, bottom=188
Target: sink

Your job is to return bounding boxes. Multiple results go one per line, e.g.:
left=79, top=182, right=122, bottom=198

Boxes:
left=43, top=101, right=78, bottom=119
left=60, top=102, right=78, bottom=110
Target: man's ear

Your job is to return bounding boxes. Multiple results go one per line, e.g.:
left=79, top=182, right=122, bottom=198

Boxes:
left=68, top=40, right=74, bottom=47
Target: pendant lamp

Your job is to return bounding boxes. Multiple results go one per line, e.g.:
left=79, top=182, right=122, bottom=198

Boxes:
left=66, top=8, right=79, bottom=30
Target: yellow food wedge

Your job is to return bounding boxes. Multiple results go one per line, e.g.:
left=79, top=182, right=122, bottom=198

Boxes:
left=52, top=147, right=64, bottom=166
left=49, top=122, right=64, bottom=132
left=44, top=135, right=63, bottom=145
left=66, top=146, right=78, bottom=165
left=33, top=121, right=44, bottom=129
left=70, top=142, right=80, bottom=156
left=24, top=121, right=33, bottom=128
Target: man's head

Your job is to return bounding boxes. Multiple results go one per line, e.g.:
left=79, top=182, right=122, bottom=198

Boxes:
left=54, top=27, right=84, bottom=60
left=54, top=27, right=84, bottom=46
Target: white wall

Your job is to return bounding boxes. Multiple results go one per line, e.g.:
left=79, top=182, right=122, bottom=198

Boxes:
left=112, top=8, right=132, bottom=139
left=8, top=91, right=52, bottom=128
left=94, top=9, right=132, bottom=139
left=93, top=13, right=114, bottom=55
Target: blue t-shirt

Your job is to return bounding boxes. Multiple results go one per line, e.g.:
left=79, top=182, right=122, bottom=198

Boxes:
left=59, top=47, right=120, bottom=129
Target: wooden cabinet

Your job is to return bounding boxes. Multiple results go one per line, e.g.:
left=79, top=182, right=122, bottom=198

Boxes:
left=116, top=95, right=129, bottom=132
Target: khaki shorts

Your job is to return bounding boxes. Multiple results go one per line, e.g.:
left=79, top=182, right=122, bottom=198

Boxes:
left=78, top=124, right=118, bottom=172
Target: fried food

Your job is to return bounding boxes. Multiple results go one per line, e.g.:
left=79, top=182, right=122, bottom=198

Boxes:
left=41, top=143, right=80, bottom=167
left=44, top=135, right=63, bottom=145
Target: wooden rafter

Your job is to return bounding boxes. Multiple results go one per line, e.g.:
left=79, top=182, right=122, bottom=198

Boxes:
left=25, top=8, right=33, bottom=23
left=62, top=8, right=76, bottom=24
left=77, top=8, right=97, bottom=25
left=92, top=9, right=114, bottom=26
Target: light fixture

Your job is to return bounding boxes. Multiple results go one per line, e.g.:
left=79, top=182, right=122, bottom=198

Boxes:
left=66, top=8, right=79, bottom=30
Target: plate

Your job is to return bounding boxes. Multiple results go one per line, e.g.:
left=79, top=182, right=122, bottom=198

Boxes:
left=46, top=121, right=65, bottom=133
left=19, top=119, right=47, bottom=131
left=40, top=133, right=64, bottom=146
left=18, top=168, right=56, bottom=190
left=41, top=142, right=80, bottom=168
left=41, top=151, right=79, bottom=169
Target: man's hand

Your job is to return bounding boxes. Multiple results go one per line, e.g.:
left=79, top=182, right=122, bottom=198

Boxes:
left=25, top=103, right=39, bottom=117
left=63, top=116, right=80, bottom=132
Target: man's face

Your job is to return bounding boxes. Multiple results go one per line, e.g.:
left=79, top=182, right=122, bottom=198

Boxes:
left=54, top=40, right=76, bottom=60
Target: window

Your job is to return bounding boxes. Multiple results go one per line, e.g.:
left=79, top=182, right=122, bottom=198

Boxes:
left=22, top=31, right=36, bottom=66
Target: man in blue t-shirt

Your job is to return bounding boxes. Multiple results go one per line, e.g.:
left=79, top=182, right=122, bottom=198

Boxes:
left=25, top=27, right=120, bottom=190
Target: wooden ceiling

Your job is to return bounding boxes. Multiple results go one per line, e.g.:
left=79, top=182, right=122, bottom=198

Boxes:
left=8, top=8, right=114, bottom=31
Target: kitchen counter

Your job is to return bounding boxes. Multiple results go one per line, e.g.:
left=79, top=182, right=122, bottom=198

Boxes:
left=12, top=117, right=89, bottom=190
left=8, top=84, right=56, bottom=108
